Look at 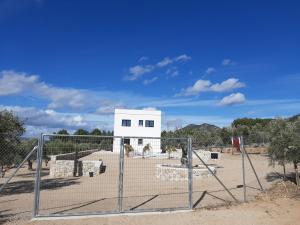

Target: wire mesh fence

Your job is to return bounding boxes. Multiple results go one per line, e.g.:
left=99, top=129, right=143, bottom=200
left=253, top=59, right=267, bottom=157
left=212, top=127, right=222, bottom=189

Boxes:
left=121, top=137, right=190, bottom=212
left=0, top=135, right=38, bottom=223
left=1, top=133, right=287, bottom=220
left=37, top=135, right=119, bottom=216
left=34, top=135, right=192, bottom=217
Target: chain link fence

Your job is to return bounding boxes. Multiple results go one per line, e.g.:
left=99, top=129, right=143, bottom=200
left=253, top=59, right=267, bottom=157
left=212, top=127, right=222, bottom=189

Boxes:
left=0, top=134, right=38, bottom=224
left=33, top=134, right=191, bottom=217
left=1, top=133, right=287, bottom=221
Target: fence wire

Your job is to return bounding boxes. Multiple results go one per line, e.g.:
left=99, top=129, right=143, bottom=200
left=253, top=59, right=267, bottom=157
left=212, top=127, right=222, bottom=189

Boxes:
left=1, top=133, right=287, bottom=221
left=0, top=136, right=38, bottom=224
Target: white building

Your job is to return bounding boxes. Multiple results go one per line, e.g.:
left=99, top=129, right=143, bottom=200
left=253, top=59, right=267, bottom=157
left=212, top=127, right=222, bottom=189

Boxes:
left=113, top=108, right=161, bottom=154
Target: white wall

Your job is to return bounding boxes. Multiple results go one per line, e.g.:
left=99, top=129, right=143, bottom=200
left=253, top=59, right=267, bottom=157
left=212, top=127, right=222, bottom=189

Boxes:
left=113, top=109, right=161, bottom=153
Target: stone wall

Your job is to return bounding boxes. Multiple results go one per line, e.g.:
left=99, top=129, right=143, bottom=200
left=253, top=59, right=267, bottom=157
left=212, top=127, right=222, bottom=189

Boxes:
left=49, top=149, right=103, bottom=178
left=49, top=160, right=103, bottom=178
left=156, top=164, right=216, bottom=181
left=51, top=149, right=98, bottom=161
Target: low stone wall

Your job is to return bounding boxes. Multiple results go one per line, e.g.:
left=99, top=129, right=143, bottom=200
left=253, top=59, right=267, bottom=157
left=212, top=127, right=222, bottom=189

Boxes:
left=50, top=149, right=98, bottom=161
left=79, top=160, right=102, bottom=176
left=50, top=160, right=75, bottom=177
left=156, top=164, right=216, bottom=181
left=50, top=160, right=103, bottom=178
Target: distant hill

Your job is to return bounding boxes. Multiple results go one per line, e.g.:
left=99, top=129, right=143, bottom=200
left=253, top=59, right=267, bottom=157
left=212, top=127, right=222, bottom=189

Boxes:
left=288, top=114, right=300, bottom=122
left=180, top=123, right=221, bottom=132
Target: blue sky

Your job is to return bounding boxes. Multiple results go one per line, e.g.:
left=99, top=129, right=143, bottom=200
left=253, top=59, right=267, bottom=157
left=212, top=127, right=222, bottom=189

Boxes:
left=0, top=0, right=300, bottom=135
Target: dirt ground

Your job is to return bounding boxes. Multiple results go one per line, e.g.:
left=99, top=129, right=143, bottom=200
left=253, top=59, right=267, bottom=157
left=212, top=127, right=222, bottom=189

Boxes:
left=4, top=187, right=300, bottom=225
left=0, top=151, right=298, bottom=225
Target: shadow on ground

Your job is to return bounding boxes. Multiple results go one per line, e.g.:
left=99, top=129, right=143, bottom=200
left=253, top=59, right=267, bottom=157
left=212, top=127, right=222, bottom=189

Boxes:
left=266, top=171, right=298, bottom=184
left=0, top=177, right=80, bottom=196
left=0, top=209, right=15, bottom=224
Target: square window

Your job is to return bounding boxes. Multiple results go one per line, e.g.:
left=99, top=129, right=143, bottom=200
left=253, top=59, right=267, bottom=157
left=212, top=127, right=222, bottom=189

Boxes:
left=138, top=138, right=143, bottom=145
left=124, top=138, right=130, bottom=145
left=139, top=120, right=143, bottom=126
left=145, top=120, right=154, bottom=127
left=122, top=119, right=131, bottom=127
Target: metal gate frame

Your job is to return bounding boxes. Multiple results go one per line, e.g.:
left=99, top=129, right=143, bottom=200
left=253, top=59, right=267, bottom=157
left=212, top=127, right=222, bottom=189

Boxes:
left=32, top=134, right=194, bottom=218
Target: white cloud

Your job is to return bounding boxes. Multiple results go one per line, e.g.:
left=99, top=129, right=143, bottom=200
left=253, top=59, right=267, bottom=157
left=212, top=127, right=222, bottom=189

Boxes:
left=0, top=70, right=38, bottom=95
left=219, top=93, right=246, bottom=106
left=0, top=105, right=114, bottom=136
left=125, top=54, right=191, bottom=81
left=210, top=78, right=245, bottom=92
left=166, top=67, right=179, bottom=78
left=157, top=57, right=172, bottom=67
left=178, top=78, right=245, bottom=96
left=124, top=65, right=154, bottom=81
left=222, top=59, right=235, bottom=66
left=206, top=67, right=216, bottom=75
left=0, top=70, right=88, bottom=109
left=175, top=54, right=192, bottom=62
left=0, top=105, right=88, bottom=129
left=178, top=80, right=212, bottom=96
left=143, top=76, right=158, bottom=85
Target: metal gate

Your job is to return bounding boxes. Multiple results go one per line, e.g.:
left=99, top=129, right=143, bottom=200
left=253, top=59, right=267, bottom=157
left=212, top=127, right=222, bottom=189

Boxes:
left=33, top=134, right=193, bottom=217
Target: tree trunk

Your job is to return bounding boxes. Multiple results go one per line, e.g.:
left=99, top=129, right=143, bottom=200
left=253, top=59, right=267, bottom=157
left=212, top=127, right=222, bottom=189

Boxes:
left=27, top=159, right=33, bottom=170
left=0, top=165, right=4, bottom=178
left=283, top=162, right=287, bottom=181
left=294, top=162, right=299, bottom=186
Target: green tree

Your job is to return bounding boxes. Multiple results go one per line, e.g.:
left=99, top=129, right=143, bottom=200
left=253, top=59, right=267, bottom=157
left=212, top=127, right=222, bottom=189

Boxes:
left=90, top=128, right=102, bottom=136
left=57, top=129, right=69, bottom=135
left=124, top=144, right=134, bottom=157
left=268, top=118, right=300, bottom=185
left=74, top=129, right=89, bottom=135
left=142, top=143, right=152, bottom=158
left=0, top=110, right=25, bottom=177
left=19, top=138, right=38, bottom=170
left=166, top=145, right=177, bottom=159
left=286, top=120, right=300, bottom=186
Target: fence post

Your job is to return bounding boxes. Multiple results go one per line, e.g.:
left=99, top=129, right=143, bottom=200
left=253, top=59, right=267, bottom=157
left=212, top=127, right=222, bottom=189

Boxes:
left=240, top=136, right=247, bottom=202
left=188, top=138, right=193, bottom=209
left=33, top=133, right=43, bottom=217
left=118, top=137, right=124, bottom=212
left=243, top=144, right=264, bottom=191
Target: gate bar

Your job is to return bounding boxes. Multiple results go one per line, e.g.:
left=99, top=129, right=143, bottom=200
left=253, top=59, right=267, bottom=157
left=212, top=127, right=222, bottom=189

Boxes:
left=193, top=150, right=239, bottom=203
left=33, top=133, right=44, bottom=217
left=240, top=136, right=247, bottom=202
left=187, top=138, right=193, bottom=209
left=242, top=140, right=264, bottom=191
left=0, top=145, right=38, bottom=194
left=118, top=137, right=125, bottom=212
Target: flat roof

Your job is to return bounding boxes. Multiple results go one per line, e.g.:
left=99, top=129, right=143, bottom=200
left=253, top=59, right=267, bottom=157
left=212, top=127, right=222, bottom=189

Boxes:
left=114, top=108, right=161, bottom=115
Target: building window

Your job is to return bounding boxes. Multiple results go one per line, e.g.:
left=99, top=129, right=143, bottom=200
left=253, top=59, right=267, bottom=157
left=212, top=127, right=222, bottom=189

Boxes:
left=145, top=120, right=154, bottom=127
left=124, top=138, right=130, bottom=145
left=122, top=119, right=131, bottom=127
left=139, top=120, right=143, bottom=127
left=138, top=138, right=143, bottom=145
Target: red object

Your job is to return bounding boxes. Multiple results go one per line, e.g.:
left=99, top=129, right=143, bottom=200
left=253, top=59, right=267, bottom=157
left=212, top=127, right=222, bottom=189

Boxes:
left=231, top=137, right=241, bottom=151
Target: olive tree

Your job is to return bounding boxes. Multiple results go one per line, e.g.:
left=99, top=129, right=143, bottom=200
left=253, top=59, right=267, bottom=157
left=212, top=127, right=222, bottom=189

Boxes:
left=0, top=110, right=25, bottom=177
left=268, top=118, right=300, bottom=185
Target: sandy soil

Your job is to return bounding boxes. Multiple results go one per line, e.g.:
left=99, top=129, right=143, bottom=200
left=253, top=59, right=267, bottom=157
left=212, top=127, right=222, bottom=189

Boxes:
left=4, top=196, right=300, bottom=225
left=0, top=151, right=297, bottom=225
